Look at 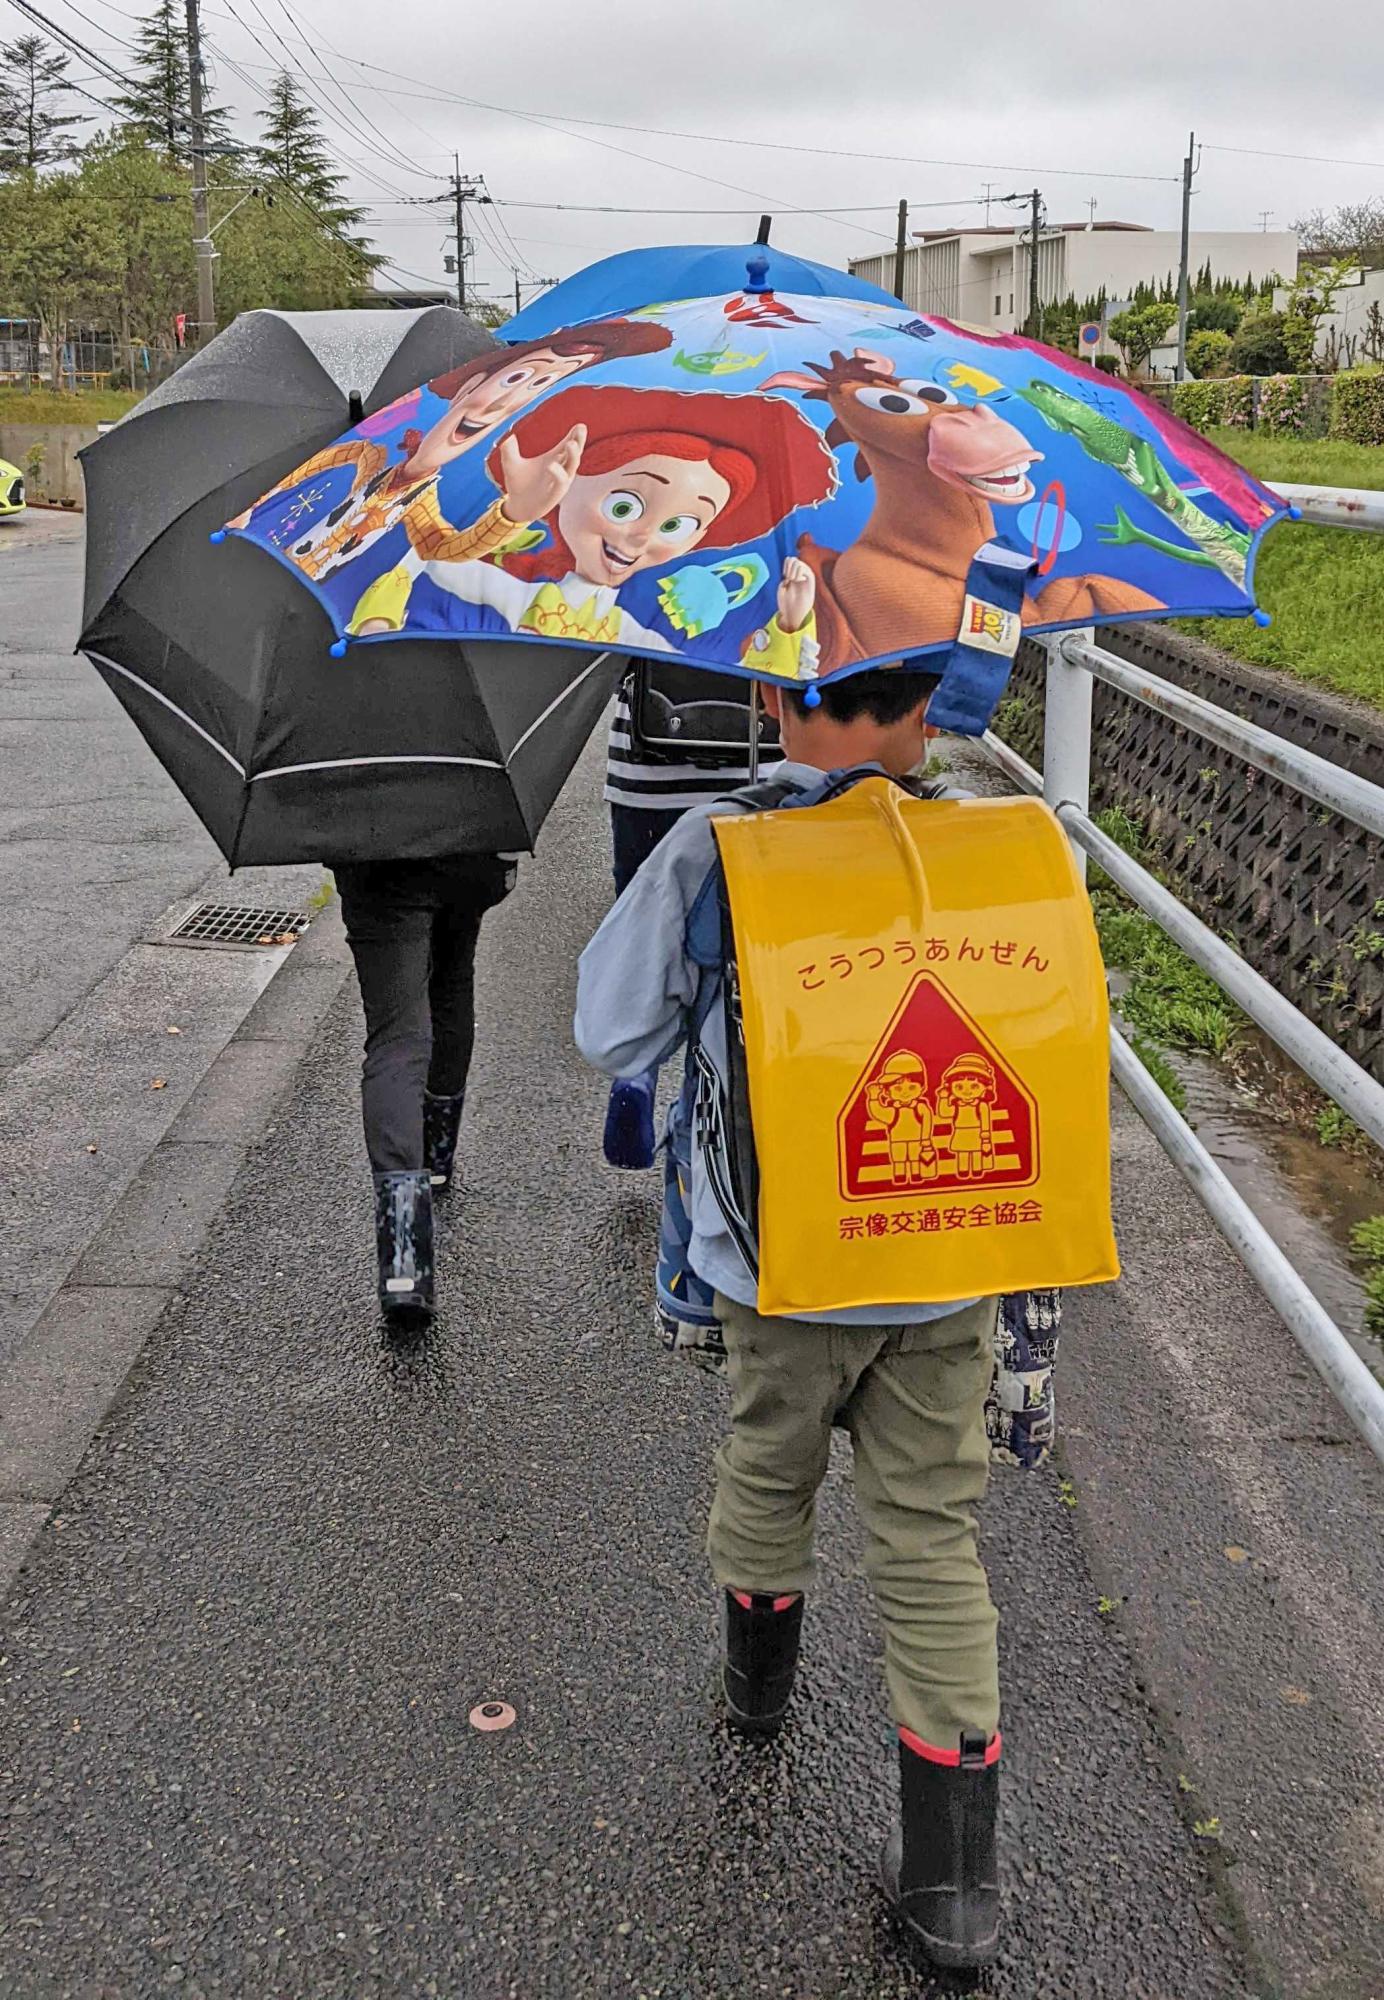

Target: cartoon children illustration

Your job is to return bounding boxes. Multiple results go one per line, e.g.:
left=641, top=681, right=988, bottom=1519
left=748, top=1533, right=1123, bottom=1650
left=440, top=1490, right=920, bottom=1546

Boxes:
left=863, top=1049, right=937, bottom=1185
left=350, top=384, right=838, bottom=675
left=230, top=321, right=674, bottom=582
left=936, top=1053, right=998, bottom=1179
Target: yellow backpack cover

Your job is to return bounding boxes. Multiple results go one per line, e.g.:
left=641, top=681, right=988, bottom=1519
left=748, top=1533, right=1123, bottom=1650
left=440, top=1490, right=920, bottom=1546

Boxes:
left=712, top=779, right=1119, bottom=1316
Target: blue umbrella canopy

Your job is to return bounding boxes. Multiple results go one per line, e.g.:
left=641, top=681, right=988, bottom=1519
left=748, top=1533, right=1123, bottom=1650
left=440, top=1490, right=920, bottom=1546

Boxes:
left=226, top=288, right=1289, bottom=737
left=505, top=243, right=901, bottom=340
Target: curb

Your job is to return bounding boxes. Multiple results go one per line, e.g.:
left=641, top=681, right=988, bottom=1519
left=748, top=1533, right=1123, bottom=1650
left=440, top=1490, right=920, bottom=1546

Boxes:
left=0, top=902, right=352, bottom=1602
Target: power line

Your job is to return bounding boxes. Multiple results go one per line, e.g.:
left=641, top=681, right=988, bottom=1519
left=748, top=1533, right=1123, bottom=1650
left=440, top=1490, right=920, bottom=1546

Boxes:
left=261, top=0, right=440, bottom=182
left=1203, top=140, right=1384, bottom=174
left=0, top=0, right=132, bottom=86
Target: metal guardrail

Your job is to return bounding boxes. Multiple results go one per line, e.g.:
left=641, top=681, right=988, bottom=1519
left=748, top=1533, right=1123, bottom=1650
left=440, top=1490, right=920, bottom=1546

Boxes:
left=981, top=493, right=1384, bottom=1465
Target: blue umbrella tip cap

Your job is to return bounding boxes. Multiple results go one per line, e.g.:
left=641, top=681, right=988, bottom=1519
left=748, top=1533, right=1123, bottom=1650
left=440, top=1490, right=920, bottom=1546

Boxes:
left=1253, top=608, right=1273, bottom=628
left=329, top=637, right=350, bottom=658
left=208, top=528, right=227, bottom=545
left=1287, top=504, right=1304, bottom=522
left=803, top=682, right=823, bottom=709
left=745, top=250, right=770, bottom=295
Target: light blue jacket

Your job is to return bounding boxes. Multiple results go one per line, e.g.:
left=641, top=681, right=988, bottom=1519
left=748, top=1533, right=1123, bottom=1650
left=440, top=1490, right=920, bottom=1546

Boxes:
left=574, top=760, right=976, bottom=1326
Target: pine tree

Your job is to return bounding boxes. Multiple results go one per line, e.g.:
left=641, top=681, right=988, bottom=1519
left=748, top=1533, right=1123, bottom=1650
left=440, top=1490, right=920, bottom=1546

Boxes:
left=115, top=0, right=232, bottom=166
left=252, top=71, right=361, bottom=225
left=0, top=34, right=88, bottom=170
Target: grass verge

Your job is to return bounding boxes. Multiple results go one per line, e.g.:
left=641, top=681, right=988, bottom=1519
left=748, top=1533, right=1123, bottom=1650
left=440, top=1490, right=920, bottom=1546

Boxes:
left=0, top=387, right=143, bottom=426
left=1176, top=428, right=1384, bottom=712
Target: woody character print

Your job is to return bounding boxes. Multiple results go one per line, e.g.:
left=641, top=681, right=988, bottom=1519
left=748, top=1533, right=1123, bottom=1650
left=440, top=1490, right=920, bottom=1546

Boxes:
left=349, top=383, right=839, bottom=676
left=228, top=321, right=673, bottom=584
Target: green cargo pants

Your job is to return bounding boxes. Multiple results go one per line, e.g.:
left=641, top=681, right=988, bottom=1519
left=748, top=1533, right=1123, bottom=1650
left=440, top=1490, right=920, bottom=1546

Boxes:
left=707, top=1292, right=1000, bottom=1746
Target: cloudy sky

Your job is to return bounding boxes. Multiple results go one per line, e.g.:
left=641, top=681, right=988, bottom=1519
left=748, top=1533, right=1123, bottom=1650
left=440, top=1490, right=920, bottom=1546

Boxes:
left=74, top=0, right=1384, bottom=305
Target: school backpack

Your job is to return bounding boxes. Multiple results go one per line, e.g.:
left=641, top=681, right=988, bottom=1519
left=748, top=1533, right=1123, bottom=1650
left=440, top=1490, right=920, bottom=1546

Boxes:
left=655, top=761, right=1060, bottom=1467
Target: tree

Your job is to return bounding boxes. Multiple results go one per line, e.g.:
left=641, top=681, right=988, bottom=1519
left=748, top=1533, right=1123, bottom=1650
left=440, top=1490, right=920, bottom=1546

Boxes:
left=1186, top=328, right=1232, bottom=379
left=1108, top=301, right=1177, bottom=374
left=1279, top=257, right=1357, bottom=372
left=74, top=131, right=194, bottom=371
left=1188, top=290, right=1242, bottom=337
left=1227, top=307, right=1291, bottom=377
left=215, top=181, right=377, bottom=317
left=253, top=72, right=358, bottom=217
left=0, top=168, right=123, bottom=383
left=115, top=0, right=232, bottom=165
left=0, top=34, right=87, bottom=170
left=1296, top=199, right=1384, bottom=269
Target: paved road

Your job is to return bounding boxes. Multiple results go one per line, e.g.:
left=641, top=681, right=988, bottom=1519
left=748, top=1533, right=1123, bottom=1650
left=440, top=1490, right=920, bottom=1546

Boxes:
left=0, top=513, right=221, bottom=1077
left=0, top=743, right=1265, bottom=2000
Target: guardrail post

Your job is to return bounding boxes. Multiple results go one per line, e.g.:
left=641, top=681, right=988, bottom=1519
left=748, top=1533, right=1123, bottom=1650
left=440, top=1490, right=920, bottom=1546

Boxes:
left=1042, top=628, right=1095, bottom=882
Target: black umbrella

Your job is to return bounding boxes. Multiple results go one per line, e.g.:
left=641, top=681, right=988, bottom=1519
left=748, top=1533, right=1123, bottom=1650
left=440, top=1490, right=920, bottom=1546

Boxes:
left=78, top=308, right=620, bottom=864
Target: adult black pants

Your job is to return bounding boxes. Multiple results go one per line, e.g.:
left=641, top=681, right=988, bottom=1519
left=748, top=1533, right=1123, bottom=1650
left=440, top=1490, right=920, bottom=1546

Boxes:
left=333, top=856, right=513, bottom=1174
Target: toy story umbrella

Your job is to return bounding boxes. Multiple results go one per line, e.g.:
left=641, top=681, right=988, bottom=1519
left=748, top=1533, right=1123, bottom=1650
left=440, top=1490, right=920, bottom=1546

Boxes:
left=504, top=241, right=901, bottom=340
left=77, top=306, right=646, bottom=864
left=226, top=278, right=1290, bottom=741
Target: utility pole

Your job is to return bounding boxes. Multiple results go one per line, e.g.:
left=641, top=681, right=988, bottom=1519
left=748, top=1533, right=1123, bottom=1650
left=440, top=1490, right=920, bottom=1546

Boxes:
left=1028, top=188, right=1041, bottom=337
left=444, top=157, right=487, bottom=314
left=981, top=182, right=995, bottom=227
left=892, top=198, right=908, bottom=303
left=513, top=268, right=522, bottom=317
left=1258, top=208, right=1273, bottom=233
left=1175, top=130, right=1196, bottom=382
left=184, top=0, right=215, bottom=344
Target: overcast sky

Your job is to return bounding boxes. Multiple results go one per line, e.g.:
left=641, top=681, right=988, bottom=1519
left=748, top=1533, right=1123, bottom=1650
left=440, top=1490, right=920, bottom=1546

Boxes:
left=113, top=0, right=1384, bottom=305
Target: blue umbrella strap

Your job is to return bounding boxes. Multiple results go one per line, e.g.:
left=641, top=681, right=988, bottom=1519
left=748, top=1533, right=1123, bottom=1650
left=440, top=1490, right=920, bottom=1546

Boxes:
left=924, top=542, right=1037, bottom=739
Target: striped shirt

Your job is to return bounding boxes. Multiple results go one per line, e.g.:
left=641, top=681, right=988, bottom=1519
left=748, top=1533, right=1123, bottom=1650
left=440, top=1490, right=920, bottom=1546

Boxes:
left=604, top=683, right=784, bottom=814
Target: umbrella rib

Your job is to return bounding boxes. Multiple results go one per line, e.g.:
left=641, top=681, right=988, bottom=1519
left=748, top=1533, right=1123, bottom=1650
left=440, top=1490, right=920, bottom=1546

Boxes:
left=505, top=654, right=613, bottom=765
left=86, top=653, right=247, bottom=777
left=248, top=754, right=504, bottom=781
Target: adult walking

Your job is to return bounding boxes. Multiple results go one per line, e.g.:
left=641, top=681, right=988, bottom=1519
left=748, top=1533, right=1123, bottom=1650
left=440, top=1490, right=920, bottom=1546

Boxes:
left=601, top=660, right=781, bottom=1169
left=332, top=853, right=515, bottom=1323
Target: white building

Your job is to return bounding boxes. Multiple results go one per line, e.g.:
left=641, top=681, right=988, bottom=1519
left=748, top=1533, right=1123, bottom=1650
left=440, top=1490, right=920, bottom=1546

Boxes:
left=850, top=222, right=1300, bottom=337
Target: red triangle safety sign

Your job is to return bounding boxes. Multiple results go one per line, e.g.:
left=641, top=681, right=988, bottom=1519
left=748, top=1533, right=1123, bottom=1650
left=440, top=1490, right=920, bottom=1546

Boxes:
left=837, top=972, right=1038, bottom=1201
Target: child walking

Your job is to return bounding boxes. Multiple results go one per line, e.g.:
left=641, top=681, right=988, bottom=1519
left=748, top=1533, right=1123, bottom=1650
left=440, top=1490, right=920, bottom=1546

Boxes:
left=575, top=667, right=1004, bottom=1970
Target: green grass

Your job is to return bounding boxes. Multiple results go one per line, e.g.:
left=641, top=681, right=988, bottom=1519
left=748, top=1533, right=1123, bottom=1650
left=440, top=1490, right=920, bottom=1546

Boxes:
left=1352, top=1217, right=1384, bottom=1335
left=0, top=387, right=143, bottom=426
left=1177, top=427, right=1384, bottom=711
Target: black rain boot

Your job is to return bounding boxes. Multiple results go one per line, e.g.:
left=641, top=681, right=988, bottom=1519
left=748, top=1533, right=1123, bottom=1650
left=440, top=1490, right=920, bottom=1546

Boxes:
left=423, top=1090, right=466, bottom=1192
left=721, top=1589, right=804, bottom=1737
left=373, top=1170, right=435, bottom=1323
left=881, top=1729, right=1001, bottom=1968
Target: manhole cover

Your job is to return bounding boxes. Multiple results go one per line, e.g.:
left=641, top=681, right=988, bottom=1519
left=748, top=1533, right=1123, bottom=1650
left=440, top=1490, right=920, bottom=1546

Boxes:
left=162, top=904, right=310, bottom=950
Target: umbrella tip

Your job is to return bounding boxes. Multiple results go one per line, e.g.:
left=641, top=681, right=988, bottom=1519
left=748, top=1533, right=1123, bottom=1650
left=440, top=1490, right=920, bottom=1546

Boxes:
left=745, top=250, right=770, bottom=295
left=330, top=637, right=350, bottom=658
left=209, top=528, right=227, bottom=545
left=1252, top=608, right=1273, bottom=627
left=1287, top=503, right=1303, bottom=521
left=803, top=681, right=822, bottom=709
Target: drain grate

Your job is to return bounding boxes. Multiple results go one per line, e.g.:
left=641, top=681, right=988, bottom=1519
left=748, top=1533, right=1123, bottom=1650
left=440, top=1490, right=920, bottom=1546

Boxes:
left=164, top=903, right=310, bottom=950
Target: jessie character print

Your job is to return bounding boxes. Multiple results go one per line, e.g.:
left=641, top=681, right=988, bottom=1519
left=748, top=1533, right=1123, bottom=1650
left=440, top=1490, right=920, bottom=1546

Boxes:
left=230, top=320, right=674, bottom=582
left=350, top=383, right=839, bottom=671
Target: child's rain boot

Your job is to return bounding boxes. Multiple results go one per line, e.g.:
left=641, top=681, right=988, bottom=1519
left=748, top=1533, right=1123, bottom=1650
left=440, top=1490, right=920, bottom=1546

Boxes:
left=373, top=1170, right=435, bottom=1324
left=880, top=1728, right=1001, bottom=1968
left=721, top=1589, right=804, bottom=1737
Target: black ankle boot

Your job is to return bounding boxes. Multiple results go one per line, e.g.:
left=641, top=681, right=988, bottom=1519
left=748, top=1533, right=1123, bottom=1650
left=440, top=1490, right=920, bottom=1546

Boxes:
left=881, top=1729, right=1001, bottom=1968
left=722, top=1589, right=803, bottom=1737
left=373, top=1170, right=435, bottom=1321
left=423, top=1091, right=466, bottom=1191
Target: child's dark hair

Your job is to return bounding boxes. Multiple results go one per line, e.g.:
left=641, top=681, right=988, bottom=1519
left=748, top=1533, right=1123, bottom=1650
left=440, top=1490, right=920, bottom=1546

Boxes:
left=784, top=666, right=941, bottom=726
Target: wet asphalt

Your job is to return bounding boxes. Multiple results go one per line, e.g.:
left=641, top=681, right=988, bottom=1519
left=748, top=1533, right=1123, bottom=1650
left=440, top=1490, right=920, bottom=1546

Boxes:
left=0, top=748, right=1256, bottom=2000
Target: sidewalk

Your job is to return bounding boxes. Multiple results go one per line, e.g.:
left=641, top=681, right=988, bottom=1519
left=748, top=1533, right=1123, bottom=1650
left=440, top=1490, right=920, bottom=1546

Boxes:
left=0, top=748, right=1269, bottom=2000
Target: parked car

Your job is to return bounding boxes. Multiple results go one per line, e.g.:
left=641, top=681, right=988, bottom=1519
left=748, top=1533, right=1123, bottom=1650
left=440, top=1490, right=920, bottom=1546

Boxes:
left=0, top=456, right=25, bottom=517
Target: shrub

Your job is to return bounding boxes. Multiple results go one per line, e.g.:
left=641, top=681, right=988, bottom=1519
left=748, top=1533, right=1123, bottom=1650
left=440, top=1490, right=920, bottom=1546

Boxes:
left=1228, top=308, right=1292, bottom=377
left=1094, top=353, right=1121, bottom=375
left=1258, top=373, right=1311, bottom=436
left=1171, top=375, right=1254, bottom=433
left=1329, top=365, right=1384, bottom=445
left=1186, top=328, right=1233, bottom=379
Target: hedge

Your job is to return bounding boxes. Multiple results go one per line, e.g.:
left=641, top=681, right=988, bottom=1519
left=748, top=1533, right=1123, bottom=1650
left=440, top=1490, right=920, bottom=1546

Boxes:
left=1169, top=375, right=1255, bottom=433
left=1329, top=367, right=1384, bottom=446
